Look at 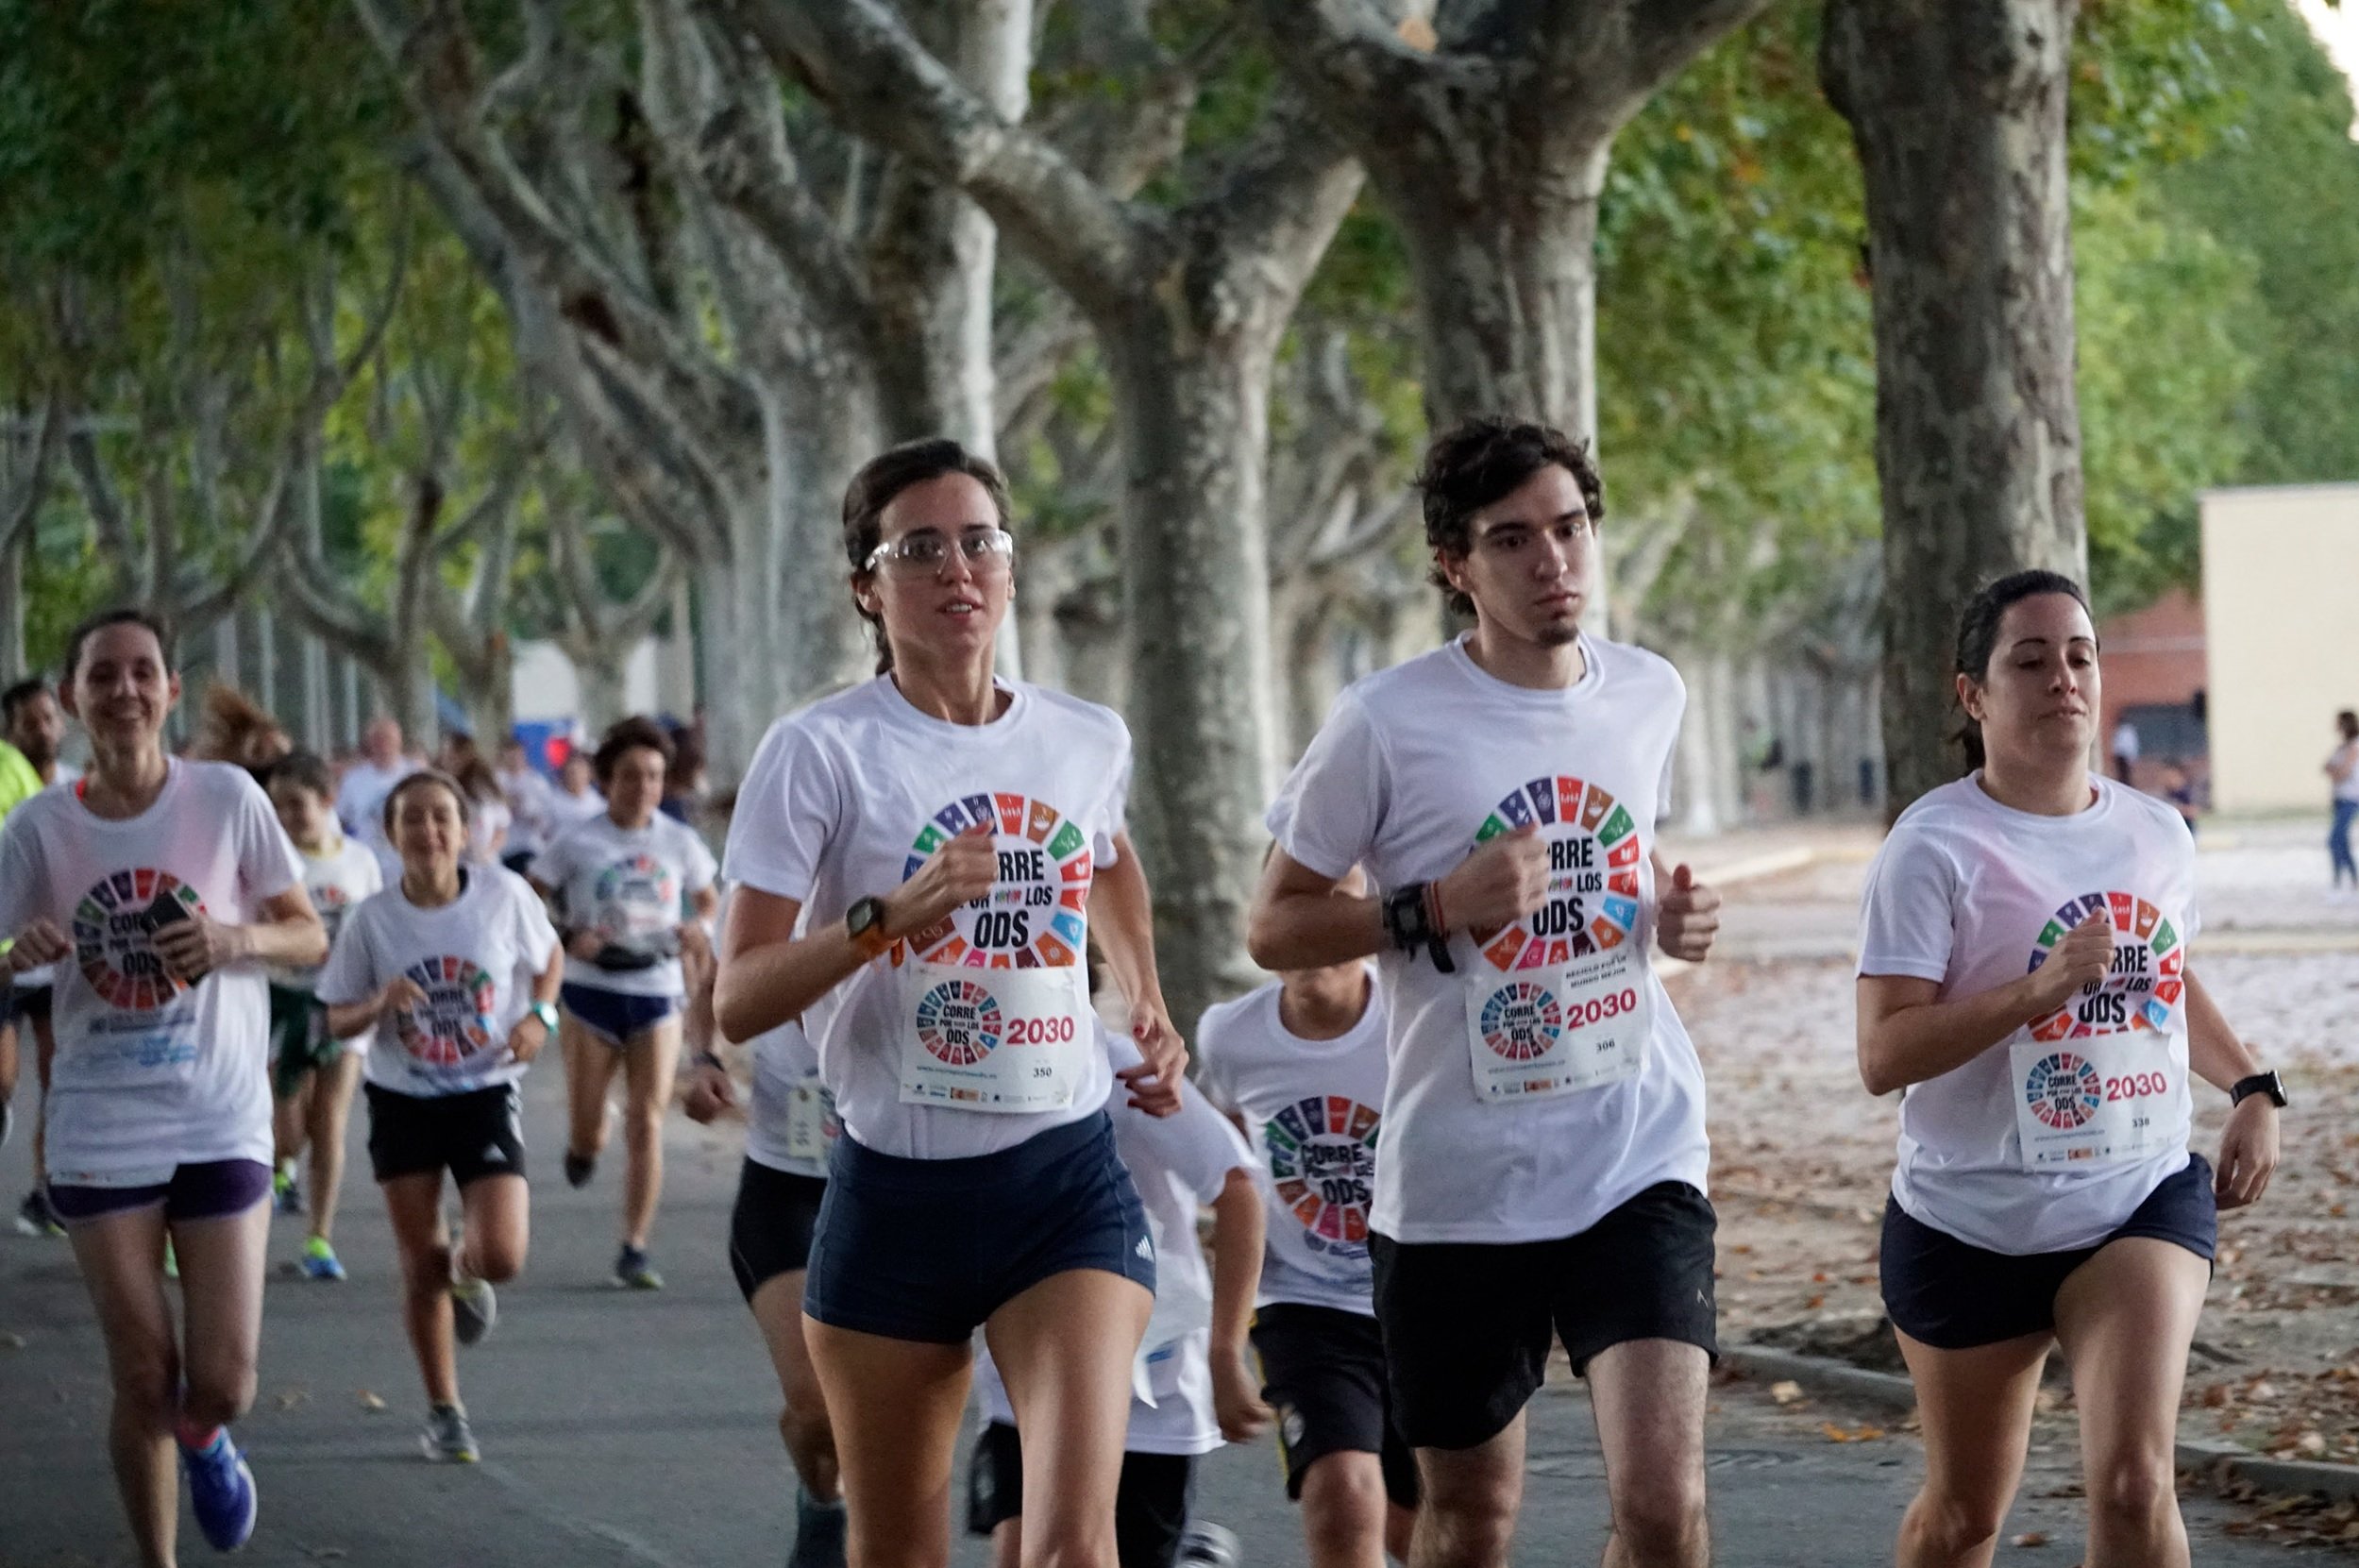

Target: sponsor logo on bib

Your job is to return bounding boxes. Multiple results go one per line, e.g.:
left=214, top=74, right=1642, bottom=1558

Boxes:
left=1266, top=1095, right=1380, bottom=1247
left=74, top=868, right=203, bottom=1011
left=2021, top=1049, right=2104, bottom=1131
left=394, top=955, right=500, bottom=1070
left=900, top=791, right=1092, bottom=969
left=2025, top=890, right=2182, bottom=1042
left=1471, top=775, right=1643, bottom=970
left=913, top=977, right=1005, bottom=1065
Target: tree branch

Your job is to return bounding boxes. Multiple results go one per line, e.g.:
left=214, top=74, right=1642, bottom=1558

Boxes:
left=0, top=396, right=64, bottom=558
left=727, top=0, right=1149, bottom=317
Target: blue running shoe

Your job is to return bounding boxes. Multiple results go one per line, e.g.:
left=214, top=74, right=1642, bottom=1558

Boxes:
left=180, top=1428, right=259, bottom=1551
left=300, top=1237, right=346, bottom=1281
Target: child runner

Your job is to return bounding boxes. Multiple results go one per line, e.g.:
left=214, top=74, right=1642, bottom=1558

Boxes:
left=683, top=884, right=849, bottom=1568
left=318, top=769, right=563, bottom=1463
left=717, top=437, right=1187, bottom=1568
left=262, top=751, right=383, bottom=1279
left=0, top=608, right=326, bottom=1565
left=1197, top=918, right=1420, bottom=1568
left=533, top=715, right=718, bottom=1289
left=966, top=1029, right=1269, bottom=1568
left=1859, top=570, right=2283, bottom=1568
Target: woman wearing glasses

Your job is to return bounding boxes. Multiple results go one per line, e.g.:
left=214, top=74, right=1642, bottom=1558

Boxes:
left=717, top=437, right=1189, bottom=1568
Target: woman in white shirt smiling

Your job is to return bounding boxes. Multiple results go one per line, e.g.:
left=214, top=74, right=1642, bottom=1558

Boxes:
left=0, top=608, right=325, bottom=1564
left=1857, top=570, right=2283, bottom=1568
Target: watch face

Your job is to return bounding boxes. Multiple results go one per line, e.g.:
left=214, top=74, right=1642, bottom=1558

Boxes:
left=850, top=899, right=879, bottom=937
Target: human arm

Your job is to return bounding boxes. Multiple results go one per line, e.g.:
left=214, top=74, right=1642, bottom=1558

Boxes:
left=1088, top=831, right=1184, bottom=1117
left=714, top=827, right=998, bottom=1044
left=324, top=975, right=428, bottom=1041
left=1854, top=911, right=2113, bottom=1096
left=2185, top=968, right=2279, bottom=1208
left=154, top=885, right=328, bottom=978
left=503, top=936, right=564, bottom=1065
left=1208, top=1166, right=1272, bottom=1442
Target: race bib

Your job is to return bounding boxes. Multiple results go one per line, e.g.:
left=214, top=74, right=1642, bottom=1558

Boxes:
left=895, top=961, right=1090, bottom=1113
left=784, top=1077, right=840, bottom=1163
left=2011, top=889, right=2188, bottom=1170
left=1462, top=774, right=1655, bottom=1104
left=2009, top=1036, right=2181, bottom=1170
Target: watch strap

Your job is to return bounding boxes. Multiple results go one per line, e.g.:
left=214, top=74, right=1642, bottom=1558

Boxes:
left=530, top=1001, right=560, bottom=1033
left=2230, top=1071, right=2286, bottom=1108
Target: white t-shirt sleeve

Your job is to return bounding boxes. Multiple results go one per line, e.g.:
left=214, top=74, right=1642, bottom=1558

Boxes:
left=721, top=719, right=841, bottom=903
left=1191, top=1013, right=1235, bottom=1115
left=1857, top=823, right=1961, bottom=984
left=682, top=824, right=720, bottom=894
left=1095, top=725, right=1134, bottom=868
left=1265, top=688, right=1386, bottom=882
left=509, top=873, right=562, bottom=968
left=315, top=902, right=380, bottom=1008
left=532, top=831, right=577, bottom=902
left=232, top=773, right=306, bottom=907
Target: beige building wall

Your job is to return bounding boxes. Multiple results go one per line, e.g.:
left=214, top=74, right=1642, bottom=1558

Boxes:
left=2200, top=483, right=2359, bottom=814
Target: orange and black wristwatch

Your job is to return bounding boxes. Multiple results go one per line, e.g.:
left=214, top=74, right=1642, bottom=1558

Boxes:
left=846, top=896, right=895, bottom=961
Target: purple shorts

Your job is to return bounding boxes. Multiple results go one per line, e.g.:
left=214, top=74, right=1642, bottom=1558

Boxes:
left=46, top=1159, right=274, bottom=1227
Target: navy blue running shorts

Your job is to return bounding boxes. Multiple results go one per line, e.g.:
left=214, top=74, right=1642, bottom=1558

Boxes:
left=803, top=1110, right=1155, bottom=1344
left=1881, top=1153, right=2217, bottom=1350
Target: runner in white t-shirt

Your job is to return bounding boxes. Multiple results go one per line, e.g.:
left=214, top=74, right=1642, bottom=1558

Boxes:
left=547, top=750, right=608, bottom=835
left=967, top=1028, right=1266, bottom=1568
left=318, top=770, right=563, bottom=1465
left=685, top=877, right=848, bottom=1568
left=532, top=715, right=719, bottom=1290
left=716, top=438, right=1187, bottom=1568
left=3, top=675, right=76, bottom=1236
left=0, top=609, right=326, bottom=1561
left=1196, top=902, right=1420, bottom=1568
left=496, top=738, right=556, bottom=875
left=1249, top=419, right=1725, bottom=1568
left=262, top=751, right=384, bottom=1281
left=1857, top=571, right=2283, bottom=1568
left=2326, top=710, right=2358, bottom=895
left=335, top=716, right=417, bottom=875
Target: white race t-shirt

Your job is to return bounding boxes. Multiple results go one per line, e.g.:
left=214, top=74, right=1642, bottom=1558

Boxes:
left=317, top=866, right=560, bottom=1099
left=500, top=767, right=556, bottom=859
left=337, top=757, right=416, bottom=845
left=1858, top=774, right=2200, bottom=1255
left=465, top=795, right=513, bottom=866
left=547, top=785, right=608, bottom=834
left=1266, top=633, right=1710, bottom=1245
left=724, top=678, right=1127, bottom=1160
left=1196, top=972, right=1388, bottom=1315
left=744, top=1016, right=836, bottom=1179
left=272, top=835, right=383, bottom=990
left=0, top=760, right=304, bottom=1182
left=2332, top=741, right=2359, bottom=805
left=534, top=813, right=717, bottom=999
left=975, top=1032, right=1253, bottom=1457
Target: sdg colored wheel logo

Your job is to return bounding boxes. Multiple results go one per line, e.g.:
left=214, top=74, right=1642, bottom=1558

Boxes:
left=1479, top=980, right=1563, bottom=1062
left=916, top=979, right=1004, bottom=1066
left=2023, top=1051, right=2103, bottom=1131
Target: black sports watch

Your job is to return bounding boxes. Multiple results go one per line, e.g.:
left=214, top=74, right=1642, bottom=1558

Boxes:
left=2230, top=1071, right=2287, bottom=1108
left=846, top=895, right=894, bottom=959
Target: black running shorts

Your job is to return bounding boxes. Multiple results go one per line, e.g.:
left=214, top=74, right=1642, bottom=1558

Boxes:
left=364, top=1082, right=527, bottom=1188
left=729, top=1156, right=829, bottom=1302
left=966, top=1420, right=1192, bottom=1568
left=1371, top=1180, right=1719, bottom=1450
left=1251, top=1303, right=1418, bottom=1508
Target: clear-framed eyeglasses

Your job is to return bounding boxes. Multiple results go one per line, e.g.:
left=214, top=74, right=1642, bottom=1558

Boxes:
left=864, top=526, right=1016, bottom=577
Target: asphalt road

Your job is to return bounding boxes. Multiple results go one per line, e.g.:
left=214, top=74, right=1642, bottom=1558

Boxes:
left=0, top=1059, right=2311, bottom=1567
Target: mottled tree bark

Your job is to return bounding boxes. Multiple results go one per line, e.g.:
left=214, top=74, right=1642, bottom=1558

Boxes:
left=1823, top=0, right=2088, bottom=814
left=1260, top=1, right=1777, bottom=441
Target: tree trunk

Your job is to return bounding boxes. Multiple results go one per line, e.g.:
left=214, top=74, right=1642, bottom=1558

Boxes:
left=0, top=533, right=24, bottom=683
left=1392, top=142, right=1609, bottom=440
left=1823, top=0, right=2088, bottom=815
left=1102, top=319, right=1286, bottom=1036
left=576, top=652, right=633, bottom=734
